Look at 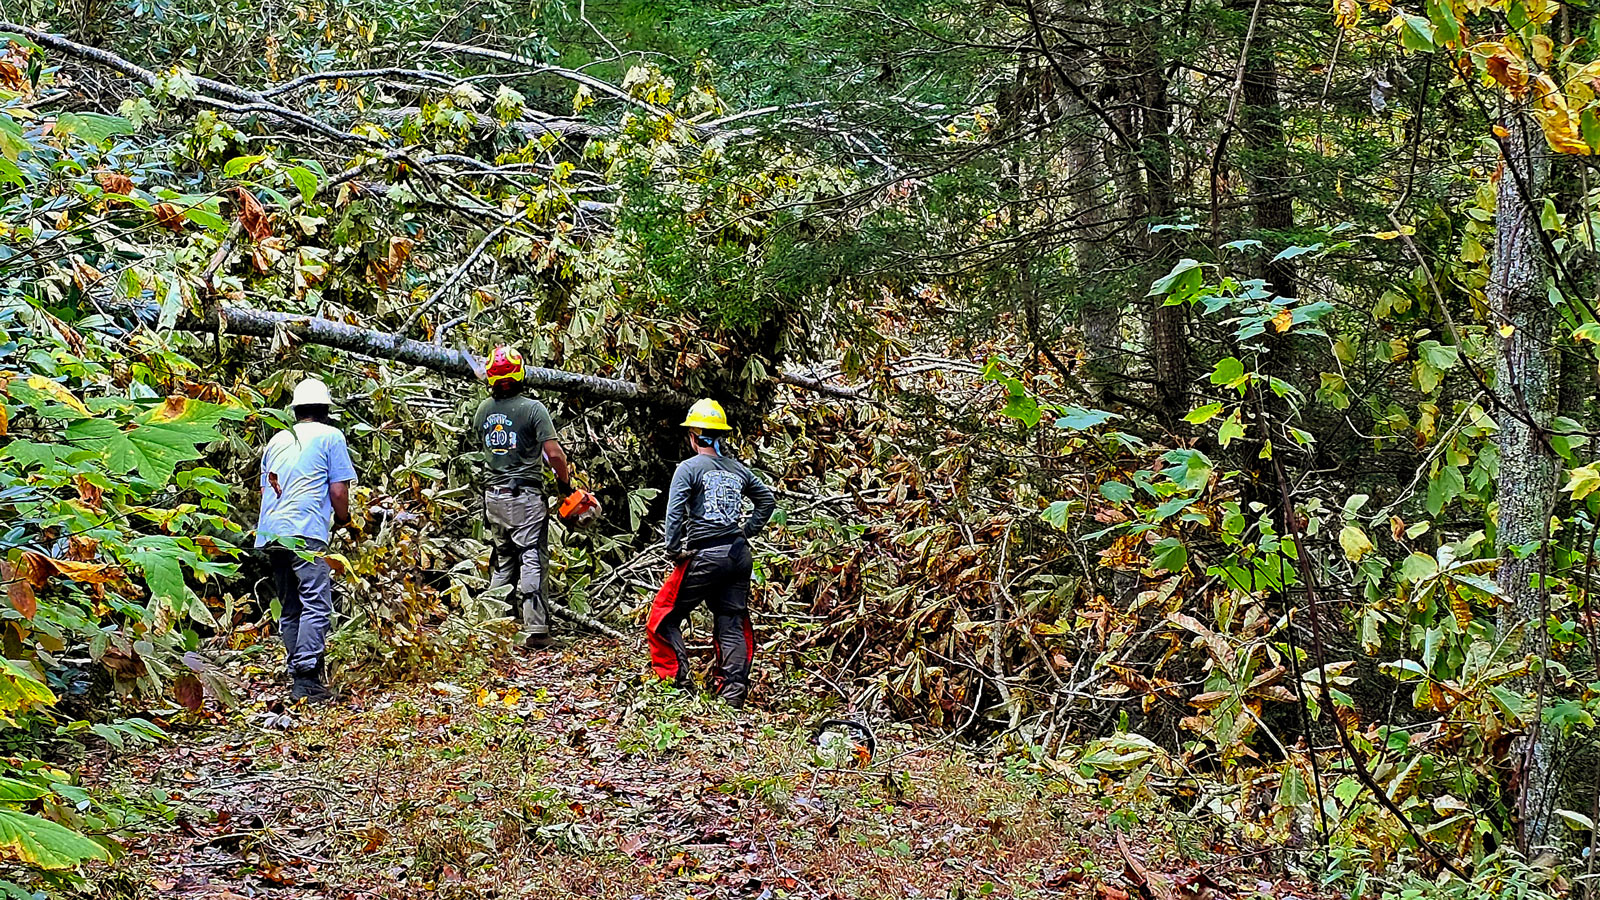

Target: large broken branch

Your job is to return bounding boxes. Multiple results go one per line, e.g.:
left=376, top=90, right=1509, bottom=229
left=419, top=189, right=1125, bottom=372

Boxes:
left=99, top=300, right=873, bottom=407
left=102, top=299, right=694, bottom=407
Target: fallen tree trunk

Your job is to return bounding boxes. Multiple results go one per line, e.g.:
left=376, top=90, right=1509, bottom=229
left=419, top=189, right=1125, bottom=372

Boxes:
left=103, top=299, right=694, bottom=407
left=102, top=299, right=870, bottom=407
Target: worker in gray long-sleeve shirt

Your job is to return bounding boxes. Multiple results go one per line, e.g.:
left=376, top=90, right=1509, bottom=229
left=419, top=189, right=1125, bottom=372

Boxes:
left=647, top=398, right=776, bottom=708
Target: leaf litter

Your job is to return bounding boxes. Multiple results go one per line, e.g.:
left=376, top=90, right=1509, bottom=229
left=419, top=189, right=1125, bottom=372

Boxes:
left=74, top=640, right=1330, bottom=899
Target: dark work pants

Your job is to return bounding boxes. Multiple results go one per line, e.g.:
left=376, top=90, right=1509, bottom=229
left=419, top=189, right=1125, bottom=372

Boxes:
left=270, top=538, right=333, bottom=676
left=647, top=538, right=755, bottom=707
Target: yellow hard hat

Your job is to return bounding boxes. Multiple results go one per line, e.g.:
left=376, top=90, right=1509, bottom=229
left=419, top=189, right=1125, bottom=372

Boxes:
left=681, top=398, right=731, bottom=430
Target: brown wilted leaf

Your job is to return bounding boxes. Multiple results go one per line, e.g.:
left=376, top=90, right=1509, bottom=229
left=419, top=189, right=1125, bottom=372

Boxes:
left=66, top=535, right=100, bottom=561
left=101, top=643, right=148, bottom=679
left=75, top=474, right=104, bottom=511
left=147, top=395, right=190, bottom=424
left=152, top=202, right=187, bottom=232
left=95, top=171, right=134, bottom=196
left=1481, top=42, right=1530, bottom=98
left=1, top=559, right=36, bottom=618
left=47, top=558, right=122, bottom=585
left=174, top=673, right=205, bottom=712
left=235, top=187, right=272, bottom=241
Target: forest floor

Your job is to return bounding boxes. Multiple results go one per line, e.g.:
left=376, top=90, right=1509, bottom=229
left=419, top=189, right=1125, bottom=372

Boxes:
left=72, top=638, right=1326, bottom=900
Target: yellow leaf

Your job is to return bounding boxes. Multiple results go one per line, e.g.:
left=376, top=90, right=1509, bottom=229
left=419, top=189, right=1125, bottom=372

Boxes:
left=1339, top=524, right=1375, bottom=561
left=1493, top=124, right=1509, bottom=138
left=1500, top=324, right=1516, bottom=337
left=1533, top=74, right=1591, bottom=155
left=502, top=687, right=522, bottom=708
left=1564, top=463, right=1600, bottom=501
left=1271, top=308, right=1294, bottom=333
left=24, top=376, right=89, bottom=417
left=1373, top=230, right=1401, bottom=240
left=1531, top=35, right=1554, bottom=69
left=1334, top=0, right=1361, bottom=28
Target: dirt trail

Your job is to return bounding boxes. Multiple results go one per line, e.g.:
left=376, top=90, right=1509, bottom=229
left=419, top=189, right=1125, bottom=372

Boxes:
left=78, top=640, right=1318, bottom=899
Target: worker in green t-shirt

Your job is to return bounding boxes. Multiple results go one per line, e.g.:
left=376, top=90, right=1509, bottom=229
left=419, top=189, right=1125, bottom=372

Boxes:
left=472, top=346, right=572, bottom=645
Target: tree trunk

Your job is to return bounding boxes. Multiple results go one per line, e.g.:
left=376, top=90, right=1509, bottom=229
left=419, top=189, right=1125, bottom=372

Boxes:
left=1134, top=23, right=1187, bottom=421
left=1490, top=107, right=1558, bottom=849
left=1241, top=30, right=1296, bottom=300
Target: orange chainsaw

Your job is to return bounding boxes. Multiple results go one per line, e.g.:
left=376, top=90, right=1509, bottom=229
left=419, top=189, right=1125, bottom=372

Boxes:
left=558, top=488, right=602, bottom=529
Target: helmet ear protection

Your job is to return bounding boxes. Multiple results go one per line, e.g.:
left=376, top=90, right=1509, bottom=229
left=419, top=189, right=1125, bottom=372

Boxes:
left=485, top=346, right=526, bottom=388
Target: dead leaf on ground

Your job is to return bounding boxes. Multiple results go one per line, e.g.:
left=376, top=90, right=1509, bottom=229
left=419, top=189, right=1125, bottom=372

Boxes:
left=174, top=673, right=205, bottom=712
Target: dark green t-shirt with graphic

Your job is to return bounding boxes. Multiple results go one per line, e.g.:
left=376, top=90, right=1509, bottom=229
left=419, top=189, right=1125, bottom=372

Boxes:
left=471, top=395, right=557, bottom=487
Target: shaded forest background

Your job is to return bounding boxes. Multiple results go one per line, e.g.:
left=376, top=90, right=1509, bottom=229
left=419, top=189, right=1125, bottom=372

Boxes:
left=1, top=0, right=1599, bottom=895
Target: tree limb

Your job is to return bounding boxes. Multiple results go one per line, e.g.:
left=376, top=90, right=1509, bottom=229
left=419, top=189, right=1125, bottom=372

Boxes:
left=98, top=299, right=870, bottom=408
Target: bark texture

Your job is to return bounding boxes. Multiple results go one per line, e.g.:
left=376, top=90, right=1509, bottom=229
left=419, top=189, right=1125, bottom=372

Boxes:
left=1489, top=109, right=1558, bottom=848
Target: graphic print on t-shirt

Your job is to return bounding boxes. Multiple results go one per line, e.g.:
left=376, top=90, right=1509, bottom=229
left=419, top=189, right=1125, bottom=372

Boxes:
left=701, top=469, right=745, bottom=526
left=484, top=413, right=518, bottom=456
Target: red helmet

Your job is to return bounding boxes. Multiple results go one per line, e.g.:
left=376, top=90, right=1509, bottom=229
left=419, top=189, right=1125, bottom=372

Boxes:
left=486, top=346, right=525, bottom=387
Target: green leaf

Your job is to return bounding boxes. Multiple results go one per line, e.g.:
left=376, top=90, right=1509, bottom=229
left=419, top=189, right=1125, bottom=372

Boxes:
left=1271, top=244, right=1323, bottom=263
left=1209, top=357, right=1245, bottom=387
left=0, top=114, right=27, bottom=162
left=1099, top=481, right=1134, bottom=503
left=1041, top=500, right=1072, bottom=531
left=1399, top=552, right=1439, bottom=583
left=1399, top=14, right=1435, bottom=51
left=0, top=778, right=47, bottom=802
left=999, top=394, right=1042, bottom=428
left=1216, top=410, right=1246, bottom=447
left=1425, top=0, right=1460, bottom=45
left=286, top=166, right=320, bottom=203
left=1584, top=108, right=1600, bottom=155
left=1556, top=809, right=1596, bottom=831
left=1147, top=258, right=1204, bottom=300
left=1416, top=340, right=1458, bottom=371
left=222, top=155, right=267, bottom=177
left=183, top=208, right=229, bottom=232
left=1574, top=322, right=1600, bottom=344
left=1151, top=537, right=1188, bottom=572
left=1379, top=658, right=1428, bottom=681
left=53, top=112, right=134, bottom=144
left=1541, top=198, right=1560, bottom=233
left=0, top=808, right=112, bottom=869
left=1054, top=406, right=1118, bottom=431
left=1184, top=403, right=1223, bottom=425
left=128, top=539, right=190, bottom=606
left=0, top=156, right=21, bottom=190
left=1425, top=465, right=1464, bottom=516
left=64, top=416, right=220, bottom=486
left=1277, top=767, right=1311, bottom=808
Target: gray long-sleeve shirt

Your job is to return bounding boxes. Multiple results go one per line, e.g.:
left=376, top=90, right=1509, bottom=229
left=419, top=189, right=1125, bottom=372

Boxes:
left=663, top=453, right=777, bottom=554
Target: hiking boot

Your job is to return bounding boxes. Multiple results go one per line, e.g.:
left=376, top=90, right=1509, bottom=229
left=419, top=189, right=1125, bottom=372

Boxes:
left=521, top=629, right=552, bottom=649
left=290, top=672, right=335, bottom=704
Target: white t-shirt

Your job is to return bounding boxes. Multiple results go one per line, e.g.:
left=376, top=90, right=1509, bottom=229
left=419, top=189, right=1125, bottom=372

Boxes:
left=255, top=422, right=357, bottom=547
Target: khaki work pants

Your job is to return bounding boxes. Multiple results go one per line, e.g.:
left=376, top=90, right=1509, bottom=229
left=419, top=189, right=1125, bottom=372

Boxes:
left=484, top=484, right=550, bottom=635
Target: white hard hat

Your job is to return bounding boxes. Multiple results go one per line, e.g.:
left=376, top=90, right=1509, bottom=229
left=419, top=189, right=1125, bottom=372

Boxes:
left=290, top=378, right=334, bottom=408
